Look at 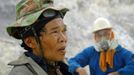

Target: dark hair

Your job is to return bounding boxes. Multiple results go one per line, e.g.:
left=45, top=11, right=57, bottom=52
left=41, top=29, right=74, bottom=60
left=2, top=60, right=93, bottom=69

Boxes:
left=20, top=22, right=45, bottom=52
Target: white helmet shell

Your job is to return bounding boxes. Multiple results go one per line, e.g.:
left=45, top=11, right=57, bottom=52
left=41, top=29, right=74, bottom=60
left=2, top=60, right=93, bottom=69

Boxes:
left=92, top=17, right=112, bottom=33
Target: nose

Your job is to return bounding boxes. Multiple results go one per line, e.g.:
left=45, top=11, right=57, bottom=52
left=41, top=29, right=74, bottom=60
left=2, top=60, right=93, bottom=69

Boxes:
left=58, top=32, right=67, bottom=43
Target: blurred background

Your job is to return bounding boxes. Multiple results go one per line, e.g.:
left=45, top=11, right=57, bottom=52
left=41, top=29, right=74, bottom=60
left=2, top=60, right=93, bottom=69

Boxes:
left=0, top=0, right=134, bottom=75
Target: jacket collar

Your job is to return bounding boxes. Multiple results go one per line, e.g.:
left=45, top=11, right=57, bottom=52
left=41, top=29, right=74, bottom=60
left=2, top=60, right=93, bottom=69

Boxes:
left=115, top=45, right=123, bottom=52
left=24, top=52, right=44, bottom=64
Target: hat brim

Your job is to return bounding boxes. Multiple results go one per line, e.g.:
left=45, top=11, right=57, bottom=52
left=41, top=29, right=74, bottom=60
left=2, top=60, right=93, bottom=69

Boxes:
left=7, top=7, right=69, bottom=39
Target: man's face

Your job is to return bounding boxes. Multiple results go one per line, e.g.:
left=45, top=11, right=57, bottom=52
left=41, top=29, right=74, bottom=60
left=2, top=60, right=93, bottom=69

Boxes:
left=94, top=29, right=113, bottom=42
left=39, top=18, right=67, bottom=61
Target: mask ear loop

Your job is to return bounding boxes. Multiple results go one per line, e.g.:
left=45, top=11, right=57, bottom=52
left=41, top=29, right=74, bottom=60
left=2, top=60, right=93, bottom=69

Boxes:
left=109, top=30, right=115, bottom=41
left=108, top=31, right=115, bottom=49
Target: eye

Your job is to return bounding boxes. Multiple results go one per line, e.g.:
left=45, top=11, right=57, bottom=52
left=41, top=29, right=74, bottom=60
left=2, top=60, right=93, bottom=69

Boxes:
left=63, top=29, right=67, bottom=33
left=62, top=27, right=67, bottom=32
left=51, top=30, right=58, bottom=34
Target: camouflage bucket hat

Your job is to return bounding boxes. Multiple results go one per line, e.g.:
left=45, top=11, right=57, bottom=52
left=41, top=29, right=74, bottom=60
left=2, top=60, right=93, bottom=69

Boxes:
left=7, top=0, right=69, bottom=39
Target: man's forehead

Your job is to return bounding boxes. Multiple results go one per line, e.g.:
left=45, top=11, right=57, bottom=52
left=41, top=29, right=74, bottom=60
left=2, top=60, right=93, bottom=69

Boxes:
left=50, top=24, right=66, bottom=30
left=44, top=18, right=65, bottom=30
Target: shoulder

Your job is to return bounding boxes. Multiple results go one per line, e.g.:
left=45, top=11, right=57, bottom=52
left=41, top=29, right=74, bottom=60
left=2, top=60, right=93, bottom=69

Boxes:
left=9, top=65, right=33, bottom=75
left=8, top=54, right=30, bottom=66
left=77, top=46, right=96, bottom=58
left=8, top=53, right=48, bottom=75
left=117, top=45, right=133, bottom=57
left=117, top=45, right=132, bottom=53
left=82, top=46, right=96, bottom=54
left=8, top=54, right=34, bottom=75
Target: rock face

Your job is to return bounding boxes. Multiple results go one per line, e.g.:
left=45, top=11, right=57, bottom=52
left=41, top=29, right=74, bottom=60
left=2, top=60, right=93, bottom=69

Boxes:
left=0, top=0, right=134, bottom=75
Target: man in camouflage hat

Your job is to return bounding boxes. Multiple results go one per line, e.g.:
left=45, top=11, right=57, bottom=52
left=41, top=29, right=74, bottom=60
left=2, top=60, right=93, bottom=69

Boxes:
left=7, top=0, right=72, bottom=75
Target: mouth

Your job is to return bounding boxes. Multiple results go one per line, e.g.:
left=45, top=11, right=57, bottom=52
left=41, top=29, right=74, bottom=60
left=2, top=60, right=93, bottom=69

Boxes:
left=58, top=46, right=66, bottom=55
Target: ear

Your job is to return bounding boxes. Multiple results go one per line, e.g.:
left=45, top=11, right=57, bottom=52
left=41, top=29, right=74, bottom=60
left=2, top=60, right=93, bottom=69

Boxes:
left=24, top=37, right=36, bottom=49
left=94, top=33, right=98, bottom=42
left=110, top=31, right=115, bottom=40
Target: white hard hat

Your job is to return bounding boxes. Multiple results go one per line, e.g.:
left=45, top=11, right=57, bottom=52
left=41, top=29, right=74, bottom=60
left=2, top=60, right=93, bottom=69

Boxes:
left=92, top=17, right=112, bottom=33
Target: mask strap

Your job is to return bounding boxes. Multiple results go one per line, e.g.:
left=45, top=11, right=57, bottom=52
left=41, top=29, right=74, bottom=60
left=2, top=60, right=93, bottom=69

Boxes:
left=109, top=31, right=115, bottom=41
